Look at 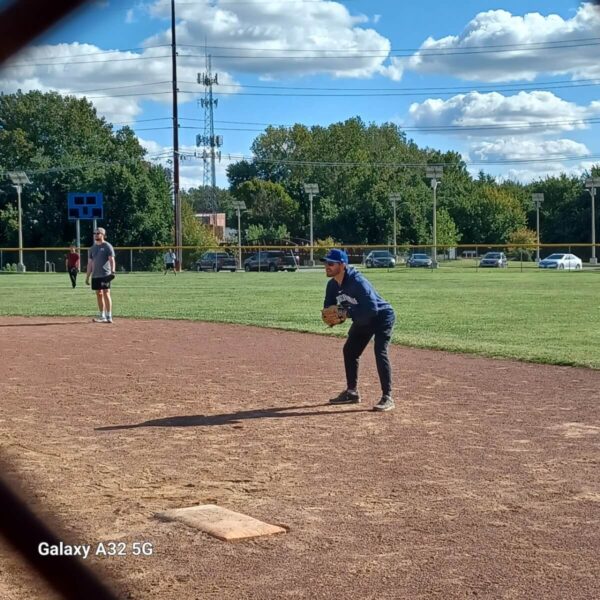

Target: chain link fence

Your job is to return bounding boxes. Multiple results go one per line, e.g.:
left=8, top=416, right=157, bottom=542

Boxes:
left=1, top=244, right=599, bottom=272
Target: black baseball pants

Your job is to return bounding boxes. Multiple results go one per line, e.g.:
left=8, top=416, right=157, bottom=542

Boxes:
left=68, top=267, right=78, bottom=288
left=343, top=309, right=395, bottom=396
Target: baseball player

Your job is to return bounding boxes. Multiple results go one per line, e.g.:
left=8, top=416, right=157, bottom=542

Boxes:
left=65, top=245, right=80, bottom=288
left=321, top=248, right=396, bottom=412
left=163, top=249, right=177, bottom=275
left=85, top=227, right=116, bottom=323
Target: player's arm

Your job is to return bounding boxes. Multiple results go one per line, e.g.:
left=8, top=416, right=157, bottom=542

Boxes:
left=109, top=255, right=116, bottom=274
left=85, top=256, right=93, bottom=283
left=323, top=280, right=337, bottom=308
left=347, top=280, right=378, bottom=326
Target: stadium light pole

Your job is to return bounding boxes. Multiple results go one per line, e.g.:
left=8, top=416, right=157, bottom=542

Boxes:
left=232, top=200, right=246, bottom=270
left=303, top=183, right=319, bottom=266
left=425, top=166, right=443, bottom=268
left=585, top=178, right=600, bottom=264
left=7, top=171, right=31, bottom=272
left=532, top=193, right=544, bottom=263
left=389, top=193, right=401, bottom=258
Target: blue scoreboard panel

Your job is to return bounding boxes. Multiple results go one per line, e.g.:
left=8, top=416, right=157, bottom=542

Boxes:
left=68, top=192, right=104, bottom=220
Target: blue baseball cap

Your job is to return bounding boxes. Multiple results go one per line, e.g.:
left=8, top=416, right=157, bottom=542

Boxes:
left=321, top=248, right=348, bottom=264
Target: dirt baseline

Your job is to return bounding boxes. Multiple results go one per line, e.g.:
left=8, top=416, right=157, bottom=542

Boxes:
left=1, top=317, right=599, bottom=599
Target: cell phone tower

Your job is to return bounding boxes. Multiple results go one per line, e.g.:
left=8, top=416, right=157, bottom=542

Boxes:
left=197, top=52, right=222, bottom=235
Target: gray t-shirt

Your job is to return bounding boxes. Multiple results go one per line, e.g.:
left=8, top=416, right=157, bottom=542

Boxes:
left=89, top=242, right=115, bottom=278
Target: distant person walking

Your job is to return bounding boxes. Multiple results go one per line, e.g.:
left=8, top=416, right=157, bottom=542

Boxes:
left=163, top=249, right=177, bottom=275
left=65, top=245, right=80, bottom=288
left=85, top=227, right=116, bottom=323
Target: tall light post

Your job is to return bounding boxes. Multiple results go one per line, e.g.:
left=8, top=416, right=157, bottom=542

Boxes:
left=585, top=178, right=600, bottom=264
left=303, top=183, right=319, bottom=266
left=425, top=166, right=443, bottom=268
left=7, top=171, right=31, bottom=272
left=389, top=193, right=401, bottom=258
left=232, top=200, right=246, bottom=270
left=532, top=193, right=544, bottom=262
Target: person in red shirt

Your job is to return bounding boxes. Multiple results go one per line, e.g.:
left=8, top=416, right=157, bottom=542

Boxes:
left=65, top=245, right=80, bottom=288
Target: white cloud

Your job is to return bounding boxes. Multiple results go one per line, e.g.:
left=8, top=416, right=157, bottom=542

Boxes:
left=498, top=160, right=597, bottom=184
left=125, top=9, right=135, bottom=24
left=470, top=137, right=590, bottom=161
left=0, top=43, right=238, bottom=123
left=144, top=0, right=391, bottom=79
left=138, top=139, right=233, bottom=189
left=409, top=91, right=600, bottom=136
left=385, top=3, right=600, bottom=82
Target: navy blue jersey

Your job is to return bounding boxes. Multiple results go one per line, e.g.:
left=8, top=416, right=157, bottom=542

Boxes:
left=324, top=266, right=394, bottom=327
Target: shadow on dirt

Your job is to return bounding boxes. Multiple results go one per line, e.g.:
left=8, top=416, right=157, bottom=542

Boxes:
left=95, top=404, right=370, bottom=431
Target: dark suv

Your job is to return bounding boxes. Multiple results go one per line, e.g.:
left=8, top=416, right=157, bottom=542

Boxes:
left=243, top=250, right=298, bottom=272
left=196, top=251, right=237, bottom=272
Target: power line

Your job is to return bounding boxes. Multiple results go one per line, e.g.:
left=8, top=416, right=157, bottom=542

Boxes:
left=4, top=36, right=600, bottom=68
left=175, top=151, right=600, bottom=167
left=180, top=36, right=600, bottom=54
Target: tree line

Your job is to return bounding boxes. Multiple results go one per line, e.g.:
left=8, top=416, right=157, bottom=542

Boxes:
left=1, top=92, right=598, bottom=258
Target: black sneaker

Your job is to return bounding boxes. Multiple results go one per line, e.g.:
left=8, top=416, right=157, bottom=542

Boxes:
left=329, top=390, right=361, bottom=405
left=373, top=395, right=395, bottom=412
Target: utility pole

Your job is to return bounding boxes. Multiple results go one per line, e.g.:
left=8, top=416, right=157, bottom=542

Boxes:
left=197, top=52, right=222, bottom=238
left=532, top=193, right=544, bottom=262
left=585, top=178, right=600, bottom=264
left=303, top=183, right=319, bottom=266
left=7, top=171, right=30, bottom=272
left=171, top=0, right=182, bottom=269
left=389, top=193, right=401, bottom=258
left=425, top=166, right=443, bottom=268
left=232, top=201, right=247, bottom=270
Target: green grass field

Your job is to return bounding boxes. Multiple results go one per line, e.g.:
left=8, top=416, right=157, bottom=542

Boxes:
left=1, top=267, right=599, bottom=368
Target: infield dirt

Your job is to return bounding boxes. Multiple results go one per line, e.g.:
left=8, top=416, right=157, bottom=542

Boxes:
left=1, top=317, right=599, bottom=599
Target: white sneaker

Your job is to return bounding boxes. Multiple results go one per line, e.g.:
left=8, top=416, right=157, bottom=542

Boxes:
left=105, top=316, right=113, bottom=323
left=93, top=316, right=107, bottom=323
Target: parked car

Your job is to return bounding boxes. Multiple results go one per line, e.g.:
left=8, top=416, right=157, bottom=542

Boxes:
left=538, top=253, right=583, bottom=270
left=406, top=253, right=433, bottom=268
left=196, top=251, right=237, bottom=272
left=243, top=250, right=298, bottom=272
left=365, top=250, right=396, bottom=268
left=479, top=252, right=508, bottom=268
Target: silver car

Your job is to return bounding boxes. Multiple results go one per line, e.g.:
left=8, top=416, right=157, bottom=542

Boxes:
left=365, top=250, right=396, bottom=268
left=538, top=253, right=583, bottom=270
left=479, top=252, right=508, bottom=268
left=407, top=253, right=433, bottom=268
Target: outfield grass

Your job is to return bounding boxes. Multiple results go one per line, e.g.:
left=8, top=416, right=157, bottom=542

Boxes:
left=1, top=267, right=599, bottom=368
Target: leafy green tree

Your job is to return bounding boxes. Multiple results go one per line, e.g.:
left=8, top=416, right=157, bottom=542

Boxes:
left=181, top=186, right=234, bottom=218
left=0, top=91, right=172, bottom=250
left=234, top=178, right=299, bottom=233
left=527, top=175, right=589, bottom=245
left=181, top=198, right=219, bottom=268
left=245, top=224, right=267, bottom=245
left=435, top=208, right=462, bottom=248
left=507, top=227, right=537, bottom=261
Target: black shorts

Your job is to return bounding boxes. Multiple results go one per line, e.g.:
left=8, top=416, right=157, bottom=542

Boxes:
left=91, top=275, right=113, bottom=291
left=165, top=263, right=175, bottom=270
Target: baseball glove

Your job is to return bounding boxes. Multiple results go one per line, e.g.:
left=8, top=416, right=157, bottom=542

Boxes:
left=321, top=304, right=347, bottom=327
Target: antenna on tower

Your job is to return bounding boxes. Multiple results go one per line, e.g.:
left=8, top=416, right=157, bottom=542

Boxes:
left=196, top=48, right=222, bottom=237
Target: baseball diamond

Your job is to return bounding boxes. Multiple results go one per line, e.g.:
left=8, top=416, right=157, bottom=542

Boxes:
left=1, top=317, right=599, bottom=599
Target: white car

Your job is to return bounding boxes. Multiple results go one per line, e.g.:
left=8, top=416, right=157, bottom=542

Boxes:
left=538, top=253, right=583, bottom=270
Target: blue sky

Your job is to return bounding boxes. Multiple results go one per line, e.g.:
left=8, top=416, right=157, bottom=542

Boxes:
left=2, top=0, right=600, bottom=188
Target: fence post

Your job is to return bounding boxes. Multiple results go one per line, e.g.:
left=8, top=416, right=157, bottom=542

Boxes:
left=130, top=249, right=133, bottom=273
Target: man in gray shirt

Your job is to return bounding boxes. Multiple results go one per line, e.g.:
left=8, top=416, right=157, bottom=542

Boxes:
left=85, top=227, right=116, bottom=323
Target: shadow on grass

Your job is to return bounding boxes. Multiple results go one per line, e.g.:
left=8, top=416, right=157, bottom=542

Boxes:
left=95, top=403, right=370, bottom=431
